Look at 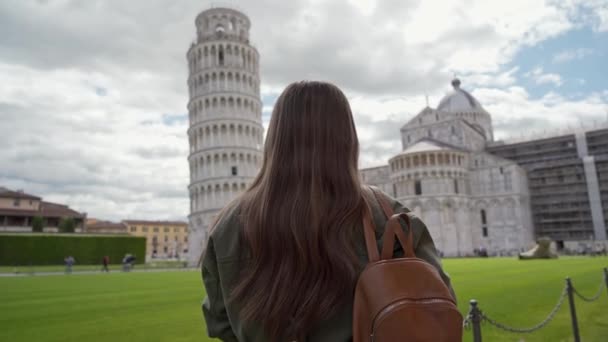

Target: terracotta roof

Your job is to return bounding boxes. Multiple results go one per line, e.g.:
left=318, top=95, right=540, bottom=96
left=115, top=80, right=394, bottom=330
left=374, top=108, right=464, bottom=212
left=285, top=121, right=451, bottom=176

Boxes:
left=123, top=220, right=188, bottom=226
left=0, top=187, right=41, bottom=200
left=86, top=220, right=127, bottom=229
left=0, top=208, right=38, bottom=216
left=39, top=201, right=86, bottom=219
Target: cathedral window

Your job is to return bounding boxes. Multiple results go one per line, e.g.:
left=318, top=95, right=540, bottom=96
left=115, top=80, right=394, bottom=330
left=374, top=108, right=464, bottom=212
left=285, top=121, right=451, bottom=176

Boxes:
left=480, top=209, right=488, bottom=237
left=415, top=180, right=422, bottom=195
left=231, top=166, right=238, bottom=176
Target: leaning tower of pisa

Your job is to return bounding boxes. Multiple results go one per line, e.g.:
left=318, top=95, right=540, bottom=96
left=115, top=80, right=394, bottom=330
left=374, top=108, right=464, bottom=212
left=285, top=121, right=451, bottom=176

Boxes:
left=186, top=7, right=263, bottom=265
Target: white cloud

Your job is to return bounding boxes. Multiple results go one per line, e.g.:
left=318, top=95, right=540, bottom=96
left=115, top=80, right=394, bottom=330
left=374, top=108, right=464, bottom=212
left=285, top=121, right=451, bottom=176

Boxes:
left=0, top=0, right=606, bottom=221
left=552, top=48, right=594, bottom=63
left=474, top=86, right=608, bottom=141
left=524, top=67, right=563, bottom=86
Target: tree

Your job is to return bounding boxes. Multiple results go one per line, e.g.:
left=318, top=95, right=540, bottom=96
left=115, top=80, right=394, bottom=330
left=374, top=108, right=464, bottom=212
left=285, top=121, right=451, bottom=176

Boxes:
left=31, top=216, right=44, bottom=233
left=59, top=217, right=76, bottom=233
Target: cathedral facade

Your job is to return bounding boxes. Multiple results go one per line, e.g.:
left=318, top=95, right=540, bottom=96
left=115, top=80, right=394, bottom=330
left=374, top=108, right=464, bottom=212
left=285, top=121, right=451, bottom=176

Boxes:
left=362, top=79, right=535, bottom=256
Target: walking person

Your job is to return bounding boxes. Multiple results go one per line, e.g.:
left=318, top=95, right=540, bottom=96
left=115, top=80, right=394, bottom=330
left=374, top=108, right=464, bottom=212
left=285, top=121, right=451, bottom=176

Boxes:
left=102, top=255, right=110, bottom=272
left=64, top=255, right=74, bottom=274
left=201, top=81, right=457, bottom=342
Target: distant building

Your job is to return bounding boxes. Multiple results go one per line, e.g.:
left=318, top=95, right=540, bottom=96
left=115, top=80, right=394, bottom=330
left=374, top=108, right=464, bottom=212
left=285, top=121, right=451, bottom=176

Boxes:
left=0, top=187, right=86, bottom=232
left=123, top=220, right=188, bottom=259
left=85, top=218, right=128, bottom=235
left=487, top=128, right=608, bottom=247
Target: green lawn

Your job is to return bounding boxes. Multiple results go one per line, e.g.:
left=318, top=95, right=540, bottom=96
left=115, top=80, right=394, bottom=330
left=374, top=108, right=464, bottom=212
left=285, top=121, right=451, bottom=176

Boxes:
left=0, top=261, right=189, bottom=274
left=0, top=257, right=607, bottom=342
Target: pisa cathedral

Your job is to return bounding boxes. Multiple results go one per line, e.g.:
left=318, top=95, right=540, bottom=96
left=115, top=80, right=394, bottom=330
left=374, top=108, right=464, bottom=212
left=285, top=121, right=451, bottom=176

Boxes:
left=361, top=79, right=536, bottom=257
left=187, top=7, right=608, bottom=263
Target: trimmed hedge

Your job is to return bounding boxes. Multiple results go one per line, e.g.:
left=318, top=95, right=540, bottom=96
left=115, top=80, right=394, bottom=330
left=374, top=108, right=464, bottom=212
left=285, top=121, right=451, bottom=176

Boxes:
left=0, top=234, right=146, bottom=265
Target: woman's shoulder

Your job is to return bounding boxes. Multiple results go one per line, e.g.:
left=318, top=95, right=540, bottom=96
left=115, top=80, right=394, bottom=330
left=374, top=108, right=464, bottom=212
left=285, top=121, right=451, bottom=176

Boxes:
left=366, top=186, right=428, bottom=245
left=208, top=199, right=245, bottom=262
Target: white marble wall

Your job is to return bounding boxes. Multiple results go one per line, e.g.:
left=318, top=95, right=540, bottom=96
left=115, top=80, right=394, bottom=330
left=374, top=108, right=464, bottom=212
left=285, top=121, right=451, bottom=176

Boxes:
left=187, top=7, right=263, bottom=265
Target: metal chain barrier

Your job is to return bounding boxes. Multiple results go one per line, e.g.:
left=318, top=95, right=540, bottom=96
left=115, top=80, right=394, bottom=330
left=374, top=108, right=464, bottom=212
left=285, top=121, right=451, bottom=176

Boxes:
left=480, top=285, right=568, bottom=334
left=573, top=280, right=606, bottom=303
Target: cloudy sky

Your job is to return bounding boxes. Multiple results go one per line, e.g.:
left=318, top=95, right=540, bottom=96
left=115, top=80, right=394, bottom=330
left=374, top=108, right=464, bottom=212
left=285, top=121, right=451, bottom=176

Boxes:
left=1, top=0, right=607, bottom=222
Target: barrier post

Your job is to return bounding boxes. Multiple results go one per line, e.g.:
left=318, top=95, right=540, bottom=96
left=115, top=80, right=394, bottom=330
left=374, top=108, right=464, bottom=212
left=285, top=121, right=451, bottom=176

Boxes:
left=566, top=278, right=581, bottom=342
left=469, top=299, right=483, bottom=342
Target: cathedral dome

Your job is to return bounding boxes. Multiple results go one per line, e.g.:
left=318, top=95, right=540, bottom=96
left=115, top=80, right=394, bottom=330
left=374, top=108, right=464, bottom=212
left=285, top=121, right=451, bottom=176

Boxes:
left=437, top=79, right=484, bottom=113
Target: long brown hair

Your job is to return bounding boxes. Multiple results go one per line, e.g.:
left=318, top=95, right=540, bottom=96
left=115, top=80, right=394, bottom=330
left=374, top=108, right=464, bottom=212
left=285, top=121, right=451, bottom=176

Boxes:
left=231, top=81, right=365, bottom=340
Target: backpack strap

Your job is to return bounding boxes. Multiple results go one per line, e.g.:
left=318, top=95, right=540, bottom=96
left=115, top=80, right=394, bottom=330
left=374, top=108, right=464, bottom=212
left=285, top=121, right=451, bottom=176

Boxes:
left=369, top=188, right=415, bottom=259
left=361, top=187, right=380, bottom=262
left=382, top=213, right=415, bottom=259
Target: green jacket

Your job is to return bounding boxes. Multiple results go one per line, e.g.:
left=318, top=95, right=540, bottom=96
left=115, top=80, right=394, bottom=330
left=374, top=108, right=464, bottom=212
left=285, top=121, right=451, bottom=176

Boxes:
left=201, top=189, right=455, bottom=342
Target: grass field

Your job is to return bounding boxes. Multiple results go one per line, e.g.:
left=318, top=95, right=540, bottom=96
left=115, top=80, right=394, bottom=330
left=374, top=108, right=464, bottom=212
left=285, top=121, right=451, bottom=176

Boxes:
left=1, top=257, right=607, bottom=342
left=0, top=261, right=188, bottom=274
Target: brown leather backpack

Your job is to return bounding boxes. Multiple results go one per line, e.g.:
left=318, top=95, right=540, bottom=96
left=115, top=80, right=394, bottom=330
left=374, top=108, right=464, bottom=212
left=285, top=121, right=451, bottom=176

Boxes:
left=353, top=189, right=463, bottom=342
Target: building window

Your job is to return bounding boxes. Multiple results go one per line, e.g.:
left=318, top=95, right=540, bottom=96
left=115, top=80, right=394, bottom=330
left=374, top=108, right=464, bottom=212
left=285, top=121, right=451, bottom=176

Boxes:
left=164, top=227, right=170, bottom=233
left=164, top=236, right=168, bottom=242
left=427, top=130, right=432, bottom=137
left=143, top=227, right=149, bottom=232
left=130, top=226, right=137, bottom=232
left=415, top=180, right=422, bottom=195
left=481, top=210, right=487, bottom=225
left=454, top=179, right=459, bottom=194
left=558, top=175, right=564, bottom=183
left=393, top=184, right=397, bottom=197
left=153, top=227, right=159, bottom=233
left=407, top=135, right=411, bottom=143
left=482, top=227, right=488, bottom=237
left=163, top=246, right=168, bottom=253
left=174, top=227, right=179, bottom=233
left=451, top=126, right=456, bottom=134
left=184, top=236, right=188, bottom=243
left=13, top=198, right=20, bottom=207
left=499, top=167, right=504, bottom=174
left=218, top=48, right=224, bottom=66
left=231, top=166, right=238, bottom=176
left=174, top=236, right=178, bottom=241
left=435, top=114, right=439, bottom=121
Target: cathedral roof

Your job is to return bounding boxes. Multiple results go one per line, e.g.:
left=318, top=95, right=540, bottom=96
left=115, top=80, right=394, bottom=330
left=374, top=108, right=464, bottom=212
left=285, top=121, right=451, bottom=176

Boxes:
left=437, top=79, right=485, bottom=113
left=398, top=137, right=467, bottom=156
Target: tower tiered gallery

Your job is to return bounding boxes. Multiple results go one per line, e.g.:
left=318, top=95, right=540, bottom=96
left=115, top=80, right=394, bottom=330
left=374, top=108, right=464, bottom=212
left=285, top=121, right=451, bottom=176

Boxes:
left=186, top=7, right=263, bottom=265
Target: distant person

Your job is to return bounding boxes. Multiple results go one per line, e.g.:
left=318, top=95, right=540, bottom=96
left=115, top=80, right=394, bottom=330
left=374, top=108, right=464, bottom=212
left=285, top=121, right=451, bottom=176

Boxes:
left=102, top=255, right=110, bottom=272
left=64, top=256, right=75, bottom=274
left=201, top=81, right=456, bottom=341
